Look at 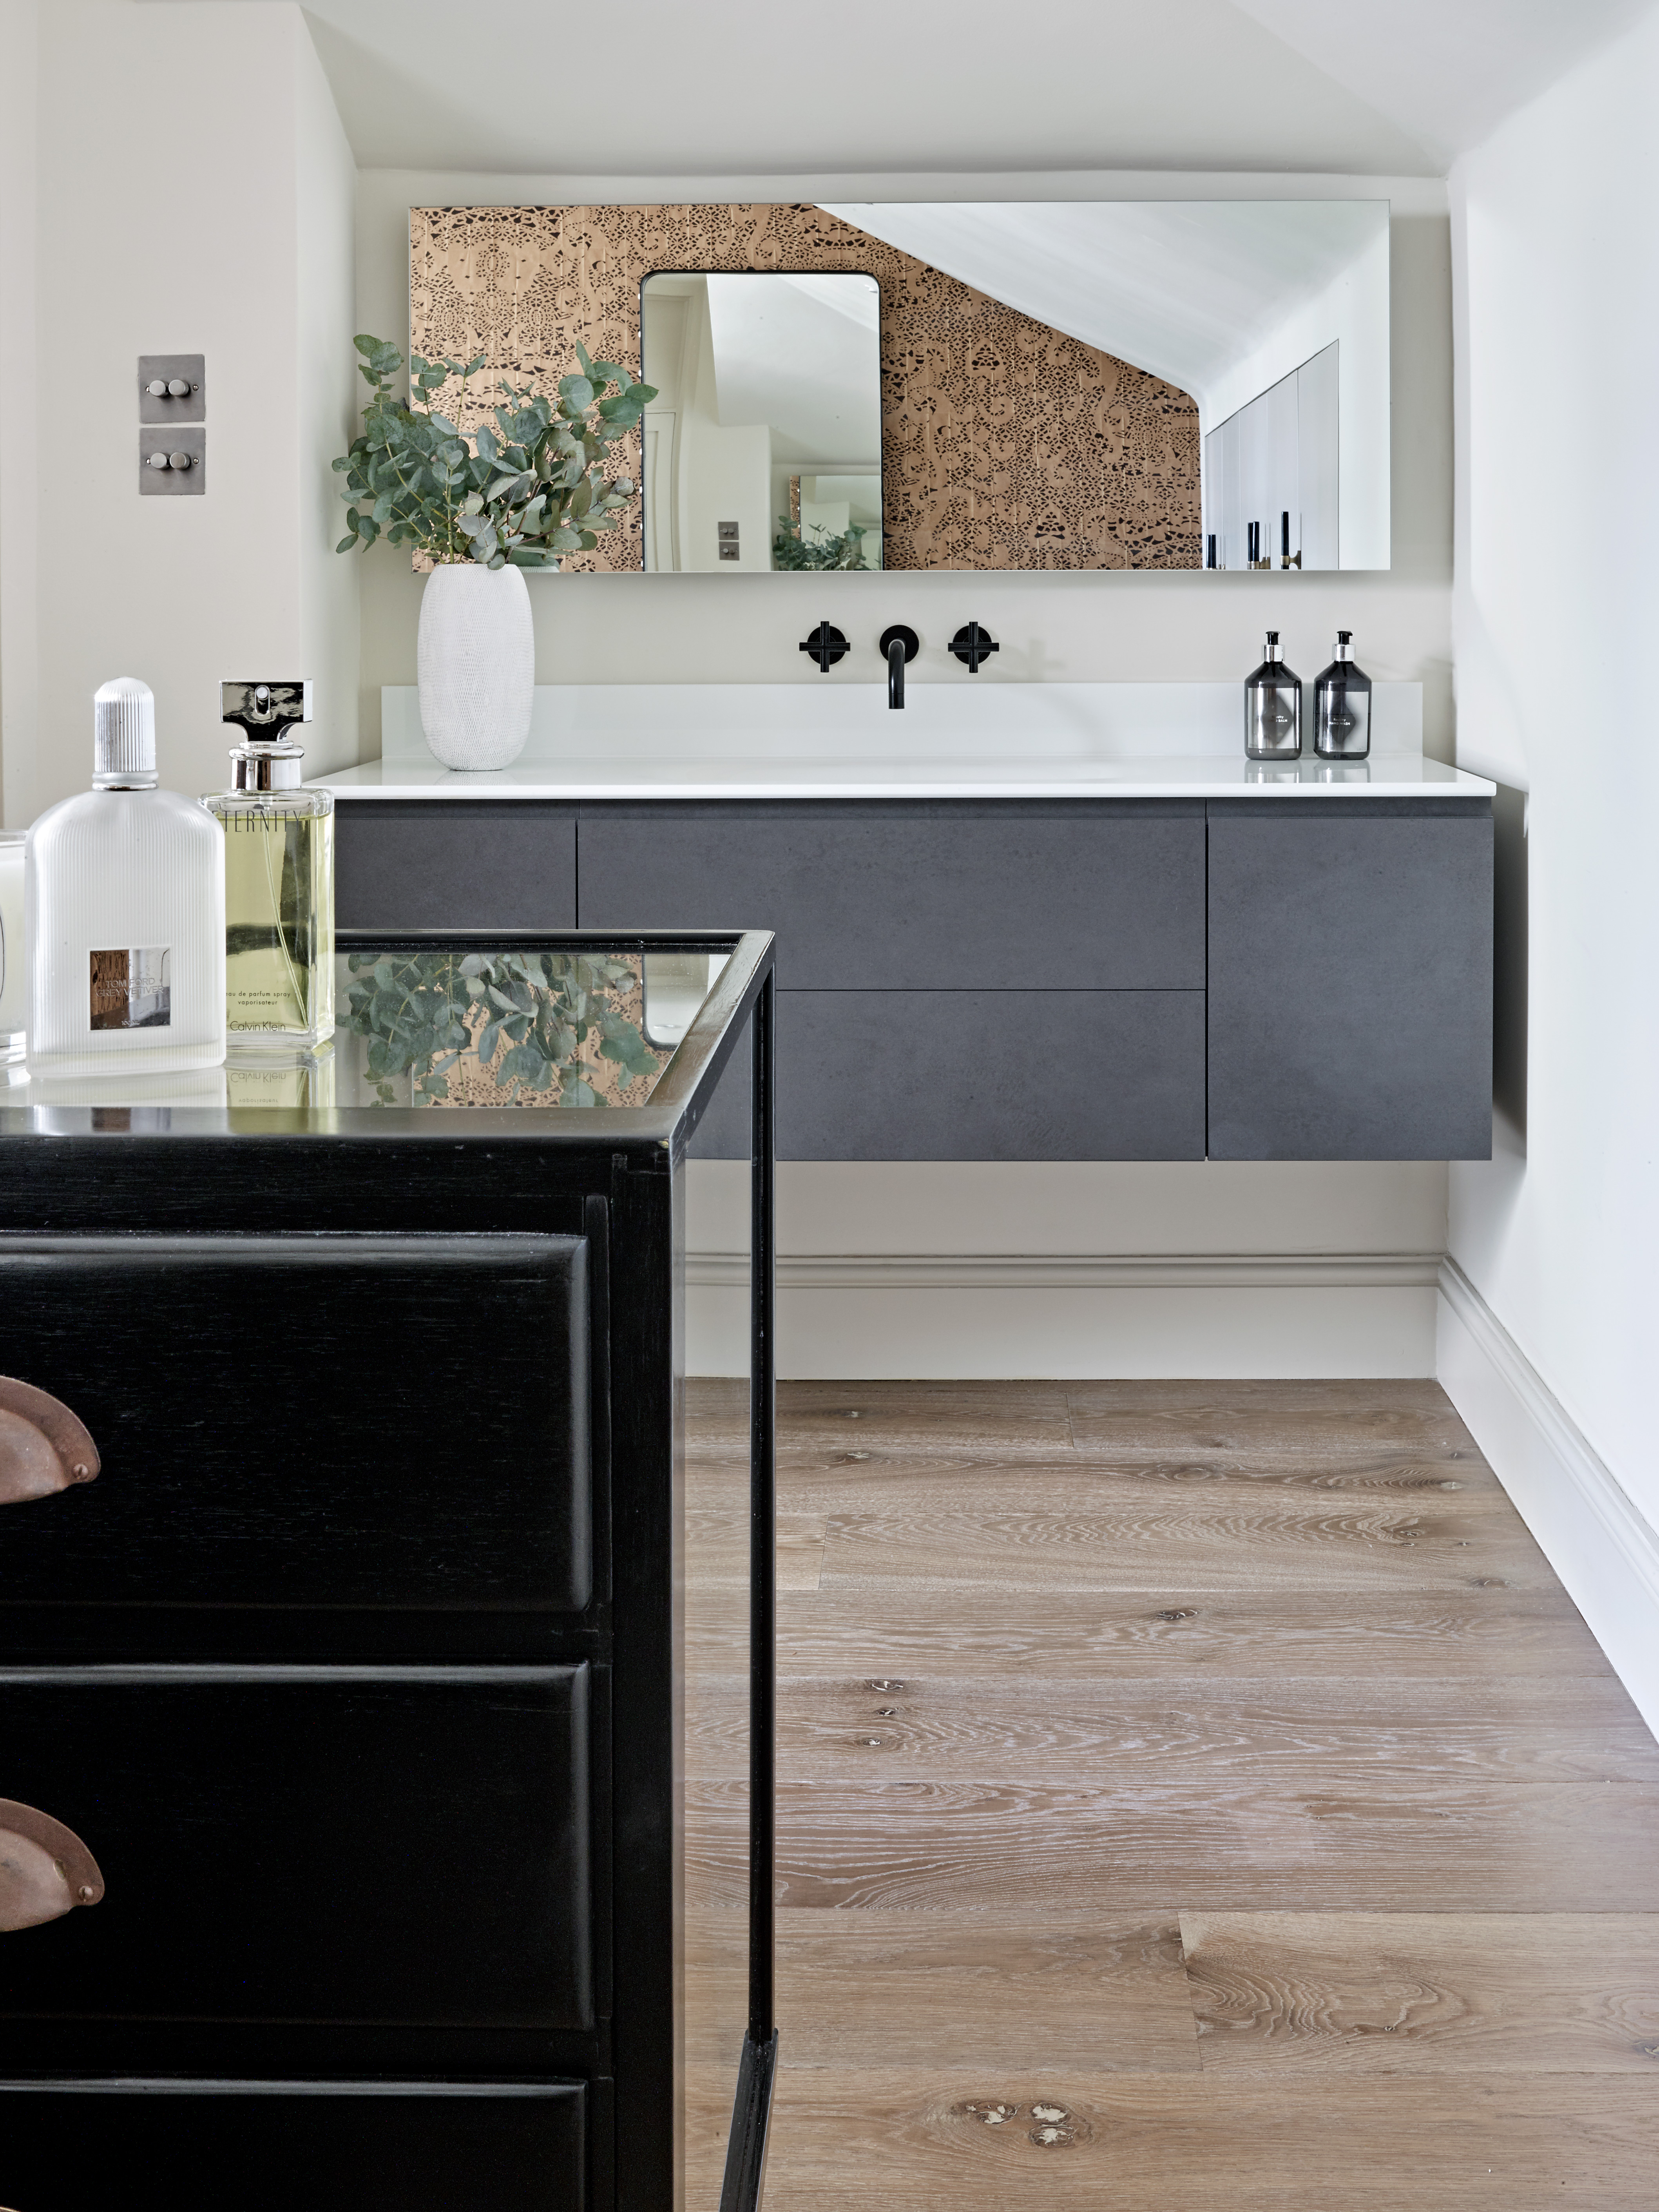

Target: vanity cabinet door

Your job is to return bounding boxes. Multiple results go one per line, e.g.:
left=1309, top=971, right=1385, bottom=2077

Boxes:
left=0, top=2082, right=587, bottom=2212
left=0, top=1669, right=593, bottom=2029
left=689, top=991, right=1206, bottom=1159
left=1206, top=798, right=1494, bottom=1159
left=335, top=799, right=577, bottom=928
left=0, top=1234, right=592, bottom=1620
left=578, top=801, right=1206, bottom=988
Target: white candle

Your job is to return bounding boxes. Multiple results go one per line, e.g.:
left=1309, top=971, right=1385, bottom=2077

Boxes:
left=0, top=834, right=26, bottom=1049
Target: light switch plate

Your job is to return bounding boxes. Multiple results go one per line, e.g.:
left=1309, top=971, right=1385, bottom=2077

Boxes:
left=138, top=355, right=205, bottom=423
left=139, top=425, right=205, bottom=495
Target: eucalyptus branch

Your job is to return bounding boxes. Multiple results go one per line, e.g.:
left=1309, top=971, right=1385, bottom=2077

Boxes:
left=331, top=336, right=654, bottom=571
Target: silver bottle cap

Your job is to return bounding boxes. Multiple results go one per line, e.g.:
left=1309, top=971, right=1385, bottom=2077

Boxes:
left=1263, top=630, right=1282, bottom=663
left=222, top=680, right=311, bottom=792
left=1335, top=630, right=1354, bottom=660
left=94, top=678, right=158, bottom=790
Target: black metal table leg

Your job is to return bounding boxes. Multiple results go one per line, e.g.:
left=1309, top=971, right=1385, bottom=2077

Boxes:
left=721, top=969, right=778, bottom=2211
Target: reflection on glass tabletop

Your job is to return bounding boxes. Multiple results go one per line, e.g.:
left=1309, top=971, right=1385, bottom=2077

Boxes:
left=335, top=945, right=731, bottom=1109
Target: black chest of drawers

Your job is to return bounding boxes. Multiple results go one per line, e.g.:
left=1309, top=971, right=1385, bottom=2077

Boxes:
left=0, top=931, right=778, bottom=2212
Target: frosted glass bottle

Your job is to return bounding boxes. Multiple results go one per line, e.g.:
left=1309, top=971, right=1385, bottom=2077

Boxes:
left=25, top=679, right=226, bottom=1077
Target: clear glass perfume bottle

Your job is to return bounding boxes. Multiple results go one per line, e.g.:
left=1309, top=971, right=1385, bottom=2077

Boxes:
left=1244, top=630, right=1302, bottom=759
left=1314, top=631, right=1372, bottom=759
left=203, top=683, right=334, bottom=1055
left=26, top=678, right=226, bottom=1077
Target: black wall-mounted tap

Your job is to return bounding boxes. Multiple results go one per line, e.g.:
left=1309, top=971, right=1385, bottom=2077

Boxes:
left=947, top=622, right=999, bottom=674
left=878, top=625, right=919, bottom=708
left=799, top=621, right=849, bottom=672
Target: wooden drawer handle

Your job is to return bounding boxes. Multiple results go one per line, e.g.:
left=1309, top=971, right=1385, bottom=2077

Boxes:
left=0, top=1800, right=105, bottom=1931
left=0, top=1376, right=100, bottom=1505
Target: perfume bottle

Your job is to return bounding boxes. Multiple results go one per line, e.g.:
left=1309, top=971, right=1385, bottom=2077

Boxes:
left=26, top=679, right=226, bottom=1077
left=1244, top=631, right=1302, bottom=759
left=1314, top=631, right=1372, bottom=759
left=203, top=682, right=334, bottom=1054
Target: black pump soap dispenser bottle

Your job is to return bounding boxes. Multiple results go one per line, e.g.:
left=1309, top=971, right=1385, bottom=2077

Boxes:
left=1244, top=631, right=1301, bottom=759
left=1314, top=631, right=1372, bottom=759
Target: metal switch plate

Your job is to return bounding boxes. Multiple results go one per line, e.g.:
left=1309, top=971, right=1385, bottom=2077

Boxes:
left=139, top=425, right=205, bottom=495
left=138, top=355, right=205, bottom=423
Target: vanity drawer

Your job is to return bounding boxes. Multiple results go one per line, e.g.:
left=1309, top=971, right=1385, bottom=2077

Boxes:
left=578, top=800, right=1206, bottom=989
left=0, top=2082, right=587, bottom=2212
left=0, top=1669, right=593, bottom=2028
left=336, top=799, right=578, bottom=929
left=0, top=1234, right=592, bottom=1621
left=690, top=989, right=1206, bottom=1159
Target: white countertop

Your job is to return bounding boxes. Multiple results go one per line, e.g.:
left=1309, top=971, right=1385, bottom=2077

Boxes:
left=320, top=753, right=1493, bottom=801
left=321, top=682, right=1492, bottom=800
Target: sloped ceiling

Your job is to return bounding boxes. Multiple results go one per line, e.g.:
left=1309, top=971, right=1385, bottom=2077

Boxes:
left=150, top=0, right=1655, bottom=176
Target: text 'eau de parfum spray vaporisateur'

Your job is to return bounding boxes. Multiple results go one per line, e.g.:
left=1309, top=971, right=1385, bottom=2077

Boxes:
left=26, top=678, right=226, bottom=1077
left=203, top=682, right=335, bottom=1055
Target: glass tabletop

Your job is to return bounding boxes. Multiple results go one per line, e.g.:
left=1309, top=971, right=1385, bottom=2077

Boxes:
left=331, top=943, right=732, bottom=1111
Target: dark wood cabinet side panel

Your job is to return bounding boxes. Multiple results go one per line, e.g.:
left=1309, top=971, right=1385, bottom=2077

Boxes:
left=1207, top=810, right=1494, bottom=1160
left=0, top=1674, right=593, bottom=2030
left=577, top=802, right=1206, bottom=989
left=0, top=2084, right=586, bottom=2212
left=337, top=802, right=576, bottom=929
left=0, top=1237, right=591, bottom=1618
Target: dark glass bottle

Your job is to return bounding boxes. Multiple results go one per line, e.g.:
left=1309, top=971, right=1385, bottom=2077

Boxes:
left=1314, top=631, right=1371, bottom=758
left=1244, top=630, right=1301, bottom=759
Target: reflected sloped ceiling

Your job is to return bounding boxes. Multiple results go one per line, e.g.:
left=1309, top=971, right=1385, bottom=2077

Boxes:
left=819, top=201, right=1386, bottom=422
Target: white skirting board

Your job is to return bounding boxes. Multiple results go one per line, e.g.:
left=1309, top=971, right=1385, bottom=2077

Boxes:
left=686, top=1250, right=1440, bottom=1380
left=1437, top=1259, right=1659, bottom=1740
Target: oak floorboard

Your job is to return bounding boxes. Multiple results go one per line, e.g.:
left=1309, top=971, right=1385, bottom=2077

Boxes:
left=683, top=1674, right=1659, bottom=1785
left=686, top=1777, right=1659, bottom=1911
left=1063, top=1377, right=1480, bottom=1462
left=1179, top=1911, right=1659, bottom=2073
left=760, top=1449, right=1510, bottom=1505
left=685, top=1585, right=1608, bottom=1681
left=685, top=1508, right=826, bottom=1591
left=686, top=2065, right=1659, bottom=2208
left=686, top=1378, right=1076, bottom=1464
left=685, top=1907, right=1202, bottom=2074
left=813, top=1498, right=1550, bottom=1594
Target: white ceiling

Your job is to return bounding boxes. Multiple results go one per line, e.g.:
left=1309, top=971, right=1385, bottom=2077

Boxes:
left=147, top=0, right=1655, bottom=177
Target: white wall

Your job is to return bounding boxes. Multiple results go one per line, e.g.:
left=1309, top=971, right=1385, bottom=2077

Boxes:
left=1443, top=6, right=1659, bottom=1716
left=0, top=1, right=359, bottom=828
left=350, top=165, right=1456, bottom=1379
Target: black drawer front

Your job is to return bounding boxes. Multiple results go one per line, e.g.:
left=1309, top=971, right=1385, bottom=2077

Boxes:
left=336, top=801, right=578, bottom=929
left=690, top=990, right=1206, bottom=1159
left=0, top=2082, right=586, bottom=2212
left=578, top=801, right=1206, bottom=989
left=0, top=1670, right=592, bottom=2029
left=0, top=1236, right=591, bottom=1617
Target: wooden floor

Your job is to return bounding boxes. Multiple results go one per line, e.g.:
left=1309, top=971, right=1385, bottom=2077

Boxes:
left=682, top=1379, right=1659, bottom=2208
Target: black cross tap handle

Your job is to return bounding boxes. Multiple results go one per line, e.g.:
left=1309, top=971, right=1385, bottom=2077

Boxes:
left=948, top=621, right=1000, bottom=674
left=798, top=622, right=850, bottom=672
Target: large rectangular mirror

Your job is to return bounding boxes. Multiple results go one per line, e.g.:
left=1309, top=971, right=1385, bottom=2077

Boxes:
left=640, top=272, right=883, bottom=572
left=412, top=199, right=1391, bottom=573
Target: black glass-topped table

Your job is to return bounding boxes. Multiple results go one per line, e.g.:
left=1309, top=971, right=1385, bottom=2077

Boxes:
left=0, top=931, right=779, bottom=2212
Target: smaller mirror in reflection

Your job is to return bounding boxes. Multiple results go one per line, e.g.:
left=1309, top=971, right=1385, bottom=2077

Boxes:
left=640, top=272, right=882, bottom=572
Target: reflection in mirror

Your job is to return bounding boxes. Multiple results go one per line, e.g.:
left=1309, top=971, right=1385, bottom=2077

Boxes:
left=640, top=273, right=882, bottom=572
left=821, top=200, right=1389, bottom=569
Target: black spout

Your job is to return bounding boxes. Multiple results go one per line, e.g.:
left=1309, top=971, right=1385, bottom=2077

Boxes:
left=878, top=625, right=919, bottom=709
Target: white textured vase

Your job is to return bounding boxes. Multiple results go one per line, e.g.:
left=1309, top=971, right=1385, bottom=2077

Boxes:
left=417, top=562, right=535, bottom=770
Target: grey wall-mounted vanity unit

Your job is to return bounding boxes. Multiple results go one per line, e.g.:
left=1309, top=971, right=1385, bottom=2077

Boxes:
left=332, top=770, right=1495, bottom=1163
left=0, top=929, right=781, bottom=2212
